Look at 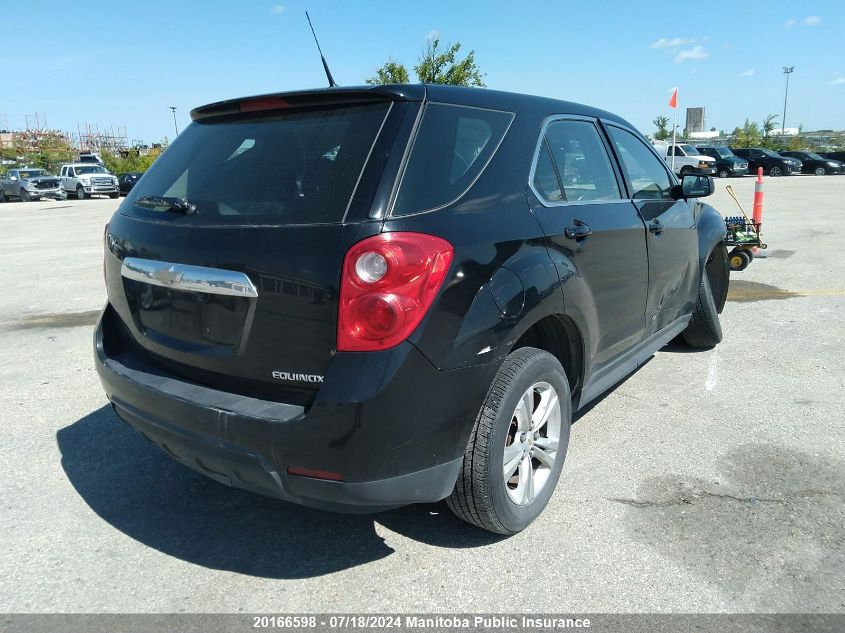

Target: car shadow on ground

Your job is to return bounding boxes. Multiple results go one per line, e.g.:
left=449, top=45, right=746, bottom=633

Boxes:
left=56, top=406, right=505, bottom=579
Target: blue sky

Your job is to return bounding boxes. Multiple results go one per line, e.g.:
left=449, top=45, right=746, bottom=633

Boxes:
left=2, top=0, right=842, bottom=143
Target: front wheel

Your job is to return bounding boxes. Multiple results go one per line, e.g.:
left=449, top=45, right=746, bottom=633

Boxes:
left=718, top=168, right=730, bottom=178
left=447, top=347, right=571, bottom=534
left=814, top=167, right=826, bottom=176
left=682, top=245, right=728, bottom=348
left=769, top=166, right=783, bottom=177
left=76, top=186, right=87, bottom=200
left=19, top=189, right=31, bottom=202
left=109, top=192, right=119, bottom=199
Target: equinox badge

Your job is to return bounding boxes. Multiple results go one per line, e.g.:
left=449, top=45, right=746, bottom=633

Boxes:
left=272, top=371, right=324, bottom=383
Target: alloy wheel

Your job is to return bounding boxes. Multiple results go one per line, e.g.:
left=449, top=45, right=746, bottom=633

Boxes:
left=502, top=381, right=561, bottom=506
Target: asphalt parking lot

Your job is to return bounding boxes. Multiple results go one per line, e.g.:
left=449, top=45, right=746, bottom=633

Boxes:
left=1, top=176, right=843, bottom=614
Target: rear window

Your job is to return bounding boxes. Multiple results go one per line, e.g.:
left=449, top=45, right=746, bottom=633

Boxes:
left=392, top=103, right=513, bottom=216
left=123, top=102, right=391, bottom=225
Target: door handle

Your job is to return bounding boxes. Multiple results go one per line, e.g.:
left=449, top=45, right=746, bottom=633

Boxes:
left=649, top=219, right=664, bottom=235
left=564, top=220, right=592, bottom=240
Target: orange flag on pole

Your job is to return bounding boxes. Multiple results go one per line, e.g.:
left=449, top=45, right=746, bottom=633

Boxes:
left=669, top=87, right=678, bottom=109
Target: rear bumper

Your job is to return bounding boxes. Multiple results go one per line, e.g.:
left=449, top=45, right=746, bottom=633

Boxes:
left=94, top=305, right=496, bottom=513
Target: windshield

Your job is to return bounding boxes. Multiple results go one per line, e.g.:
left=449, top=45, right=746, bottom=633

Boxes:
left=124, top=102, right=391, bottom=225
left=761, top=149, right=781, bottom=158
left=679, top=144, right=701, bottom=156
left=713, top=148, right=733, bottom=158
left=76, top=166, right=108, bottom=175
left=18, top=170, right=50, bottom=179
left=807, top=153, right=825, bottom=161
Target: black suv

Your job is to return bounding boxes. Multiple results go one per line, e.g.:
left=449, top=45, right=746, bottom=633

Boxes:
left=95, top=85, right=729, bottom=534
left=730, top=147, right=796, bottom=176
left=696, top=146, right=749, bottom=178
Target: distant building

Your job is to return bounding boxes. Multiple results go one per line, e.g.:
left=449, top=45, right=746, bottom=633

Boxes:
left=771, top=127, right=800, bottom=136
left=685, top=107, right=706, bottom=134
left=688, top=130, right=720, bottom=140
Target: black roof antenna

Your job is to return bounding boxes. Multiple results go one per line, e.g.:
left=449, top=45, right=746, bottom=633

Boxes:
left=305, top=11, right=337, bottom=87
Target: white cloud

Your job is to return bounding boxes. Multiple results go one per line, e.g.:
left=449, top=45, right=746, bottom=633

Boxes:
left=784, top=18, right=796, bottom=29
left=740, top=69, right=755, bottom=77
left=651, top=37, right=694, bottom=49
left=803, top=15, right=821, bottom=26
left=270, top=4, right=285, bottom=14
left=829, top=77, right=845, bottom=85
left=675, top=46, right=709, bottom=63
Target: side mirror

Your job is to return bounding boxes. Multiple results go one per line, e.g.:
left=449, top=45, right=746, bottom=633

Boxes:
left=673, top=174, right=715, bottom=199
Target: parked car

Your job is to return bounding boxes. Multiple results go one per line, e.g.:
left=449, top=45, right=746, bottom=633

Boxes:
left=819, top=151, right=845, bottom=163
left=652, top=141, right=717, bottom=177
left=117, top=172, right=144, bottom=195
left=0, top=168, right=67, bottom=202
left=695, top=146, right=749, bottom=178
left=59, top=163, right=119, bottom=199
left=730, top=147, right=799, bottom=176
left=94, top=84, right=730, bottom=534
left=779, top=151, right=845, bottom=175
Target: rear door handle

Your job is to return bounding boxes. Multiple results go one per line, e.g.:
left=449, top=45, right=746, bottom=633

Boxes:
left=649, top=219, right=664, bottom=235
left=564, top=220, right=592, bottom=240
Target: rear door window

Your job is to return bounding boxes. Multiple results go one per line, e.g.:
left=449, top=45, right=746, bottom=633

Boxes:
left=392, top=103, right=513, bottom=216
left=538, top=120, right=621, bottom=203
left=123, top=102, right=391, bottom=225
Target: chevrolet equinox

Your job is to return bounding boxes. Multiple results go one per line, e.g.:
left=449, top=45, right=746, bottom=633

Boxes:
left=95, top=84, right=729, bottom=534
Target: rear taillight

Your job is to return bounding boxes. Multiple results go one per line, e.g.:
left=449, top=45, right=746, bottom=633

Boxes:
left=337, top=232, right=454, bottom=352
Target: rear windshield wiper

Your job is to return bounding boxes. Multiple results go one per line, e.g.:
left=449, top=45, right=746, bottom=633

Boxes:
left=135, top=196, right=197, bottom=215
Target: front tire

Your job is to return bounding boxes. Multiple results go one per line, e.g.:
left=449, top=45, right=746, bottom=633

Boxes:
left=682, top=245, right=727, bottom=348
left=769, top=166, right=783, bottom=177
left=814, top=167, right=826, bottom=176
left=109, top=192, right=119, bottom=199
left=446, top=347, right=571, bottom=534
left=76, top=186, right=87, bottom=200
left=718, top=168, right=730, bottom=178
left=19, top=189, right=31, bottom=202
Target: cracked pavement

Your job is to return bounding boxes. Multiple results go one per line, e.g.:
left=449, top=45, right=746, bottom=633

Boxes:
left=1, top=176, right=844, bottom=613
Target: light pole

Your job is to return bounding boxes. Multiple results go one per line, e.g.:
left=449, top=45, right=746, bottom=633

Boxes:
left=781, top=66, right=794, bottom=135
left=170, top=106, right=179, bottom=136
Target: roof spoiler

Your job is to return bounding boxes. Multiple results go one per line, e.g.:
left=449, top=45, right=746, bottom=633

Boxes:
left=191, top=86, right=426, bottom=121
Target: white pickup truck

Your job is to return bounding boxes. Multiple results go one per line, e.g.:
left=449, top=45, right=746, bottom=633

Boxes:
left=652, top=142, right=717, bottom=177
left=59, top=163, right=120, bottom=199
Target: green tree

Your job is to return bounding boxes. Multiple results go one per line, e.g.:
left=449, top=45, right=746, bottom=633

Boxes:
left=414, top=38, right=485, bottom=87
left=101, top=151, right=159, bottom=175
left=732, top=119, right=762, bottom=148
left=365, top=38, right=485, bottom=87
left=653, top=116, right=670, bottom=140
left=760, top=114, right=780, bottom=149
left=365, top=59, right=410, bottom=85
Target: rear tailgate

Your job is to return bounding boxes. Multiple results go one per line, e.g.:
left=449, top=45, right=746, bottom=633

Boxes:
left=104, top=95, right=415, bottom=405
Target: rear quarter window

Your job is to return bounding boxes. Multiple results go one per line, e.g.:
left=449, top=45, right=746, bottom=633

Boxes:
left=392, top=103, right=513, bottom=216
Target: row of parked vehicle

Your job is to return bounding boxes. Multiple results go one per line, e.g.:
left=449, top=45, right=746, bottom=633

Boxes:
left=652, top=141, right=845, bottom=178
left=0, top=164, right=143, bottom=202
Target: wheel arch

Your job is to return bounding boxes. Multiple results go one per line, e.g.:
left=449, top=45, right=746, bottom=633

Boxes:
left=509, top=313, right=585, bottom=402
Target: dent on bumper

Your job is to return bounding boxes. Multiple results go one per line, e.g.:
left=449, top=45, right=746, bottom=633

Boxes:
left=93, top=308, right=491, bottom=512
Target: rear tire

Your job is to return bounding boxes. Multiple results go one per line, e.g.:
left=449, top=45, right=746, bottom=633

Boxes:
left=446, top=347, right=571, bottom=534
left=76, top=186, right=87, bottom=200
left=0, top=188, right=5, bottom=202
left=682, top=248, right=726, bottom=349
